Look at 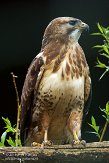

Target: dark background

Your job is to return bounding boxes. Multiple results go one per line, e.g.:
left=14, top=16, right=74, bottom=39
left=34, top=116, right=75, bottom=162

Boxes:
left=0, top=0, right=109, bottom=143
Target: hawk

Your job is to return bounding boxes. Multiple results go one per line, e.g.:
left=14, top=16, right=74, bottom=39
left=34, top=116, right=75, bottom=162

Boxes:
left=20, top=17, right=91, bottom=146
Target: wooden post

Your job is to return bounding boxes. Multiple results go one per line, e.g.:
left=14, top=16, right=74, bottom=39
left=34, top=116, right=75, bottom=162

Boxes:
left=0, top=142, right=109, bottom=163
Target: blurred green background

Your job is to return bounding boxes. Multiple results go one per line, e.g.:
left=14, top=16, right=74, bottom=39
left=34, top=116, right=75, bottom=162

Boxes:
left=0, top=0, right=109, bottom=142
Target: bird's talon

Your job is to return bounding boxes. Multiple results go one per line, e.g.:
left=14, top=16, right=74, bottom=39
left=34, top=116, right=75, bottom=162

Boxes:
left=72, top=140, right=80, bottom=145
left=80, top=140, right=86, bottom=146
left=31, top=142, right=42, bottom=147
left=72, top=139, right=86, bottom=146
left=42, top=140, right=53, bottom=146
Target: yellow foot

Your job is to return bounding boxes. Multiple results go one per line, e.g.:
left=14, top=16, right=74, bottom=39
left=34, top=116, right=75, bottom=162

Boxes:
left=42, top=140, right=53, bottom=146
left=31, top=140, right=53, bottom=148
left=72, top=140, right=86, bottom=146
left=31, top=142, right=42, bottom=147
left=72, top=140, right=80, bottom=145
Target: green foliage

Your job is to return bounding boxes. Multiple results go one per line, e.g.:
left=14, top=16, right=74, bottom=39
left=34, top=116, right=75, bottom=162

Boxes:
left=2, top=117, right=16, bottom=133
left=88, top=23, right=109, bottom=142
left=88, top=102, right=109, bottom=142
left=88, top=116, right=100, bottom=139
left=100, top=102, right=109, bottom=123
left=0, top=117, right=22, bottom=147
left=92, top=23, right=109, bottom=79
left=7, top=137, right=16, bottom=147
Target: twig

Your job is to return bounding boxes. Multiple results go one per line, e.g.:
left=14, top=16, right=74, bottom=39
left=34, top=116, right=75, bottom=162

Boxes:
left=11, top=72, right=21, bottom=147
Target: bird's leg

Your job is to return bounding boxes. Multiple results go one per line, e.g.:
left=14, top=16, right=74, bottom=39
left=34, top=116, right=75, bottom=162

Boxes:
left=67, top=110, right=86, bottom=145
left=72, top=128, right=81, bottom=144
left=41, top=128, right=52, bottom=148
left=41, top=111, right=52, bottom=148
left=44, top=129, right=48, bottom=143
left=32, top=111, right=52, bottom=148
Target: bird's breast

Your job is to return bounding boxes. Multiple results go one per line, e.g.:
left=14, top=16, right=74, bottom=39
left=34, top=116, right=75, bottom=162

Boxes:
left=38, top=63, right=85, bottom=113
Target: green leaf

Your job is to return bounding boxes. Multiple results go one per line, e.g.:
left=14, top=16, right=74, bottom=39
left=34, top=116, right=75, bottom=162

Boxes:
left=99, top=69, right=109, bottom=80
left=91, top=32, right=102, bottom=36
left=97, top=23, right=103, bottom=33
left=100, top=53, right=109, bottom=59
left=88, top=116, right=100, bottom=137
left=103, top=46, right=109, bottom=54
left=96, top=58, right=106, bottom=68
left=1, top=131, right=7, bottom=145
left=2, top=117, right=16, bottom=133
left=106, top=101, right=109, bottom=113
left=2, top=117, right=11, bottom=127
left=95, top=126, right=99, bottom=133
left=102, top=26, right=107, bottom=35
left=7, top=137, right=16, bottom=147
left=91, top=116, right=96, bottom=127
left=6, top=127, right=16, bottom=133
left=88, top=123, right=93, bottom=128
left=102, top=115, right=106, bottom=119
left=105, top=30, right=109, bottom=36
left=88, top=131, right=98, bottom=135
left=100, top=102, right=109, bottom=122
left=104, top=41, right=109, bottom=48
left=93, top=45, right=104, bottom=48
left=99, top=107, right=105, bottom=112
left=0, top=142, right=2, bottom=146
left=88, top=123, right=97, bottom=132
left=87, top=131, right=100, bottom=139
left=0, top=142, right=5, bottom=147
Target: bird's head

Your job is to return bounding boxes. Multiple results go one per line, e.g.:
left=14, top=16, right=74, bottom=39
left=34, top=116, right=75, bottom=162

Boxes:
left=42, top=17, right=89, bottom=45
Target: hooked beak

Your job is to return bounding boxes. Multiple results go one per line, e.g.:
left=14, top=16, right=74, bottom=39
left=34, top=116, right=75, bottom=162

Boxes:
left=79, top=22, right=89, bottom=32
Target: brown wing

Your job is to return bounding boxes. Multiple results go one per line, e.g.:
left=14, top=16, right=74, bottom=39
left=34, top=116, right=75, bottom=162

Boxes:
left=84, top=72, right=92, bottom=116
left=20, top=54, right=44, bottom=144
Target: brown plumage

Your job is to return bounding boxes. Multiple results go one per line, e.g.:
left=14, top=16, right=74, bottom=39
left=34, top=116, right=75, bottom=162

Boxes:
left=20, top=17, right=91, bottom=146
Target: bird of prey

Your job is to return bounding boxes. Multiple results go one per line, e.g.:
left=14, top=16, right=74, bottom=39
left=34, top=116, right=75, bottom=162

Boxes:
left=20, top=17, right=91, bottom=146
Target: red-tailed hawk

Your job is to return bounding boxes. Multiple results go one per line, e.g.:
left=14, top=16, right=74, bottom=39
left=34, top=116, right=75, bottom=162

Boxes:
left=20, top=17, right=91, bottom=146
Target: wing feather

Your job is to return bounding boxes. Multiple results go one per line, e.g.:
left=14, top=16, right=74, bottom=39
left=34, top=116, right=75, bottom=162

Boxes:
left=84, top=73, right=92, bottom=116
left=20, top=54, right=44, bottom=144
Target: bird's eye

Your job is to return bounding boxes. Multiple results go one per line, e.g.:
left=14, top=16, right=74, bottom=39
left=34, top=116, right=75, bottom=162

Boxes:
left=69, top=20, right=78, bottom=26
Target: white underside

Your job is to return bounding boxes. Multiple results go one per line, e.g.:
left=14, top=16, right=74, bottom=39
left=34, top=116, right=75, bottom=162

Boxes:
left=39, top=68, right=84, bottom=110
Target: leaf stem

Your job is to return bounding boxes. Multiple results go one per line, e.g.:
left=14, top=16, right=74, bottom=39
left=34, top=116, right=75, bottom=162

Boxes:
left=99, top=121, right=108, bottom=142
